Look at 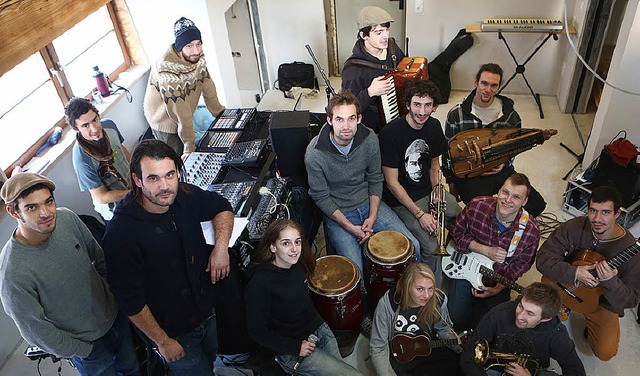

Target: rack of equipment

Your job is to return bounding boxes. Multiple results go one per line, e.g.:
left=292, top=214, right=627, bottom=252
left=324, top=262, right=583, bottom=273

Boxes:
left=246, top=177, right=290, bottom=240
left=222, top=139, right=268, bottom=167
left=210, top=108, right=257, bottom=130
left=207, top=181, right=256, bottom=214
left=183, top=152, right=225, bottom=189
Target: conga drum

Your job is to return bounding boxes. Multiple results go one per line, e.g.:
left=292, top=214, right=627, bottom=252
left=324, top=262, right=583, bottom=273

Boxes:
left=308, top=255, right=364, bottom=357
left=364, top=230, right=414, bottom=308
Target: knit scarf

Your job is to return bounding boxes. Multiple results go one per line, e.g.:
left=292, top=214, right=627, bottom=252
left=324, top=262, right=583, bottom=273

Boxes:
left=76, top=130, right=114, bottom=161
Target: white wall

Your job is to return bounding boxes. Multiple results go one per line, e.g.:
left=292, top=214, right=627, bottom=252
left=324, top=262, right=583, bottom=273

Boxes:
left=556, top=0, right=583, bottom=112
left=126, top=0, right=242, bottom=106
left=406, top=0, right=567, bottom=95
left=0, top=71, right=150, bottom=366
left=256, top=0, right=328, bottom=90
left=335, top=0, right=405, bottom=71
left=583, top=0, right=640, bottom=165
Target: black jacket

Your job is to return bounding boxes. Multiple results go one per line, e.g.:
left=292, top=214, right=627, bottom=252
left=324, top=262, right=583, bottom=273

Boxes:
left=103, top=184, right=233, bottom=337
left=341, top=38, right=405, bottom=133
left=460, top=298, right=585, bottom=376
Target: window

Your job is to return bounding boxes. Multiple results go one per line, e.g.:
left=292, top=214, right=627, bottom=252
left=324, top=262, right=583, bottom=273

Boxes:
left=0, top=2, right=131, bottom=171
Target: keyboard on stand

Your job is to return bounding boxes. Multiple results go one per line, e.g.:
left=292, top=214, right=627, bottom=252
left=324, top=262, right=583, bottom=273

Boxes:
left=206, top=181, right=256, bottom=214
left=481, top=18, right=563, bottom=32
left=183, top=152, right=225, bottom=189
left=247, top=178, right=290, bottom=241
left=222, top=139, right=267, bottom=167
left=209, top=108, right=257, bottom=130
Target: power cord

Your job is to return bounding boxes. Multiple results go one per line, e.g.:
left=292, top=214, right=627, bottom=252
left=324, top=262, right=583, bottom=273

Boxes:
left=106, top=76, right=133, bottom=103
left=534, top=213, right=563, bottom=239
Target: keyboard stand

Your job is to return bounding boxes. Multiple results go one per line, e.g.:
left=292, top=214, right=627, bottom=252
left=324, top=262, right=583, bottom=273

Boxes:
left=496, top=31, right=558, bottom=119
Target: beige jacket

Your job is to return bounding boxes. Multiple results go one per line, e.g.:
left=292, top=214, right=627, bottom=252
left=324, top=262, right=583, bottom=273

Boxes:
left=143, top=45, right=224, bottom=153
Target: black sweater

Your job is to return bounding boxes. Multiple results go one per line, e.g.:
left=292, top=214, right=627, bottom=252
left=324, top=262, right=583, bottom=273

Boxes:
left=103, top=184, right=233, bottom=337
left=341, top=38, right=405, bottom=133
left=460, top=298, right=585, bottom=376
left=244, top=262, right=323, bottom=355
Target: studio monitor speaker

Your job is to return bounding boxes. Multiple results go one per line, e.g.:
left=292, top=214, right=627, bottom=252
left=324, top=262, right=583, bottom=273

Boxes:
left=269, top=111, right=310, bottom=182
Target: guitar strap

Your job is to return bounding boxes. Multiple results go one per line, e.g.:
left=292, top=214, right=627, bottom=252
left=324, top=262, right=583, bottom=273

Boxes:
left=506, top=208, right=530, bottom=258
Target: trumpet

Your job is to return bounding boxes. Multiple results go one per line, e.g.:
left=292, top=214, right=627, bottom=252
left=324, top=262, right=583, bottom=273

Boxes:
left=473, top=338, right=539, bottom=375
left=429, top=169, right=449, bottom=256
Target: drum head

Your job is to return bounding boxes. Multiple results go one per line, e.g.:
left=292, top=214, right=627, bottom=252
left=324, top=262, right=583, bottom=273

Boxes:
left=367, top=230, right=412, bottom=263
left=309, top=255, right=359, bottom=295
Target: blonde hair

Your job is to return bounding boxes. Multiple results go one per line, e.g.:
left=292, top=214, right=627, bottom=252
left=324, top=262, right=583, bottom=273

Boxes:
left=395, top=262, right=440, bottom=328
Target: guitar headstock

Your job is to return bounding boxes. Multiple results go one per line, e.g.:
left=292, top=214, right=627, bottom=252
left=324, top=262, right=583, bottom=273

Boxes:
left=542, top=129, right=558, bottom=141
left=457, top=329, right=472, bottom=347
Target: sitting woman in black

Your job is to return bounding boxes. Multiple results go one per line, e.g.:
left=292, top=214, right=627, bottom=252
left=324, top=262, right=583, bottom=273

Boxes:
left=244, top=219, right=362, bottom=375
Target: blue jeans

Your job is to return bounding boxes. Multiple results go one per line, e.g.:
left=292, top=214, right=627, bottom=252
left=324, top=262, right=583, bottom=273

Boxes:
left=276, top=323, right=362, bottom=376
left=165, top=310, right=218, bottom=376
left=447, top=279, right=511, bottom=330
left=70, top=312, right=140, bottom=376
left=323, top=201, right=421, bottom=272
left=392, top=192, right=461, bottom=288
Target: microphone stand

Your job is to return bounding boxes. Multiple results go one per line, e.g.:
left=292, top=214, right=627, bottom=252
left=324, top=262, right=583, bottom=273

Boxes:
left=305, top=44, right=336, bottom=106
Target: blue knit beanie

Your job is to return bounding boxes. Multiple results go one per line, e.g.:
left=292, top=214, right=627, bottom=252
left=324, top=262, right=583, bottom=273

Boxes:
left=174, top=17, right=202, bottom=52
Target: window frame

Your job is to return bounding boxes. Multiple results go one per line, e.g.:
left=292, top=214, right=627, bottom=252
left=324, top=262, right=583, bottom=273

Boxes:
left=4, top=1, right=132, bottom=176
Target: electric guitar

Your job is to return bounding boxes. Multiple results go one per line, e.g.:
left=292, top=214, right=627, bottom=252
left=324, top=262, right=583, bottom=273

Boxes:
left=390, top=331, right=469, bottom=363
left=541, top=239, right=640, bottom=314
left=441, top=242, right=523, bottom=292
left=442, top=242, right=572, bottom=320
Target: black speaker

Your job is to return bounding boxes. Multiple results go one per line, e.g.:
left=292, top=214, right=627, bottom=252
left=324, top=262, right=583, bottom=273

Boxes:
left=269, top=111, right=310, bottom=182
left=593, top=151, right=640, bottom=207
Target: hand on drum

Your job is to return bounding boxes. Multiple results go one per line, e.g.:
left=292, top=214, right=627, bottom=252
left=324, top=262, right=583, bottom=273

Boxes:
left=299, top=339, right=316, bottom=357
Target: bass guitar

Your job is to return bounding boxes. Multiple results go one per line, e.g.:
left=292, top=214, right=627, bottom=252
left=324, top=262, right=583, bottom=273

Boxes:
left=541, top=239, right=640, bottom=314
left=391, top=331, right=469, bottom=363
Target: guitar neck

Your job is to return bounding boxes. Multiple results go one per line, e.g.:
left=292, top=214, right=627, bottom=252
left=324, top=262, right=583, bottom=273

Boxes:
left=479, top=265, right=524, bottom=293
left=430, top=338, right=460, bottom=348
left=607, top=241, right=640, bottom=269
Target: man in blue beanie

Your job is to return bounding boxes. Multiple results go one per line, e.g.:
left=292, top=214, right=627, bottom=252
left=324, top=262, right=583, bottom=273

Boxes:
left=143, top=17, right=225, bottom=159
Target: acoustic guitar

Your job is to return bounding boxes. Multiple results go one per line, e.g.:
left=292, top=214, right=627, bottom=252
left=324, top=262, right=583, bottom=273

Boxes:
left=390, top=331, right=468, bottom=363
left=541, top=239, right=640, bottom=314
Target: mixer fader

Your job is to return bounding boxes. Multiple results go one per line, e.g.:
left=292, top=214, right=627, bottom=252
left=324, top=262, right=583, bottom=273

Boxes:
left=183, top=152, right=225, bottom=189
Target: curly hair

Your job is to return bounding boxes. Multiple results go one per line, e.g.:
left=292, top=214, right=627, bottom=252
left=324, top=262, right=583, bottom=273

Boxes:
left=64, top=97, right=99, bottom=130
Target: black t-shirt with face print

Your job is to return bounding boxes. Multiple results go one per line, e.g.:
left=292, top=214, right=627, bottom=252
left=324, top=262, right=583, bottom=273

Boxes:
left=379, top=115, right=447, bottom=207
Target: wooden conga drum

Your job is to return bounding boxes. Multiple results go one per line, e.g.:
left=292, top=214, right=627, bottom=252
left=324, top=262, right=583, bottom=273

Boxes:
left=364, top=230, right=414, bottom=308
left=308, top=255, right=364, bottom=357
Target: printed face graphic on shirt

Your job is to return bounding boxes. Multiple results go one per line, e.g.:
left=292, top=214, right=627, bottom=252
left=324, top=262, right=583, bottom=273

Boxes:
left=404, top=139, right=429, bottom=182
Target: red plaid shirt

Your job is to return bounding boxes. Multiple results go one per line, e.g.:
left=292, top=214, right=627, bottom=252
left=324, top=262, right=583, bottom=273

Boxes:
left=451, top=196, right=540, bottom=281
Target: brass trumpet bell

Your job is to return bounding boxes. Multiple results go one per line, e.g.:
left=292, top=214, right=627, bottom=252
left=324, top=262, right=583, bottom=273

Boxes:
left=473, top=338, right=539, bottom=374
